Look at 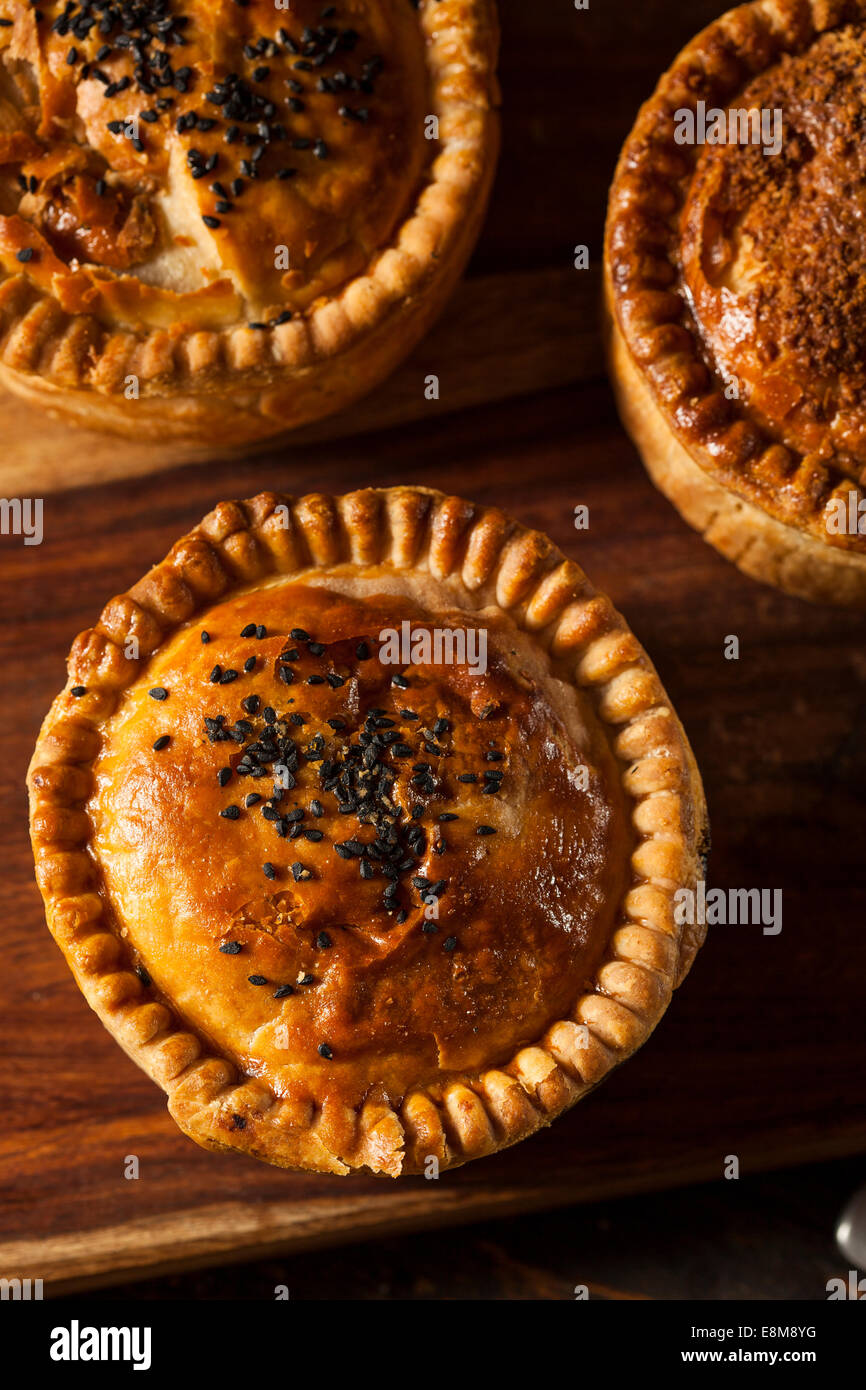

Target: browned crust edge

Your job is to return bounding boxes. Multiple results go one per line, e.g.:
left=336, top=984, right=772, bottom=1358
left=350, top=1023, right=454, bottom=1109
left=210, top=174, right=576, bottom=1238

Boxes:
left=604, top=0, right=866, bottom=575
left=0, top=0, right=501, bottom=443
left=27, top=486, right=709, bottom=1176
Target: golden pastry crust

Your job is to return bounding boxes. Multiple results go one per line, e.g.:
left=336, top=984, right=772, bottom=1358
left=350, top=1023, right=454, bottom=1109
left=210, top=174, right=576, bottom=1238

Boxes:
left=605, top=0, right=866, bottom=606
left=28, top=487, right=708, bottom=1177
left=0, top=1, right=499, bottom=442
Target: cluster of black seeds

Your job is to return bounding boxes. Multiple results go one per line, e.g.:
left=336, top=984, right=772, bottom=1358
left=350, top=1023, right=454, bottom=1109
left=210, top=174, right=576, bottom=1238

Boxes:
left=27, top=0, right=387, bottom=323
left=143, top=617, right=507, bottom=1059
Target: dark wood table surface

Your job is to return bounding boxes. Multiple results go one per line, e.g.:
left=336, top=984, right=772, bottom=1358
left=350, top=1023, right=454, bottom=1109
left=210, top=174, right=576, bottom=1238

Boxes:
left=2, top=0, right=865, bottom=1300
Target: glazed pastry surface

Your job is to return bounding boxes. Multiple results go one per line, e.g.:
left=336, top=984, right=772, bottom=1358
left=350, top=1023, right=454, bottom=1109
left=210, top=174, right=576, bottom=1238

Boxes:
left=90, top=579, right=631, bottom=1108
left=0, top=0, right=428, bottom=327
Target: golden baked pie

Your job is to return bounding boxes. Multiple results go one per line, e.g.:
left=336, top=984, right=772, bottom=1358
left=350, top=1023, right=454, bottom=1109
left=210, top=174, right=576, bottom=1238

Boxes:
left=0, top=1, right=499, bottom=443
left=28, top=487, right=708, bottom=1175
left=605, top=0, right=866, bottom=606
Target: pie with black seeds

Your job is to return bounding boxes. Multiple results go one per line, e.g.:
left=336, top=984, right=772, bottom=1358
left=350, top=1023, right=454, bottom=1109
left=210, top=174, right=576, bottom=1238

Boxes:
left=0, top=0, right=499, bottom=443
left=28, top=487, right=708, bottom=1175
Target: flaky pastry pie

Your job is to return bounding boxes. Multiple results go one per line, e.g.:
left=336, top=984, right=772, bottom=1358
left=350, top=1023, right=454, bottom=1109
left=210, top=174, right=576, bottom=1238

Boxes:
left=28, top=487, right=708, bottom=1175
left=0, top=1, right=499, bottom=443
left=605, top=0, right=866, bottom=607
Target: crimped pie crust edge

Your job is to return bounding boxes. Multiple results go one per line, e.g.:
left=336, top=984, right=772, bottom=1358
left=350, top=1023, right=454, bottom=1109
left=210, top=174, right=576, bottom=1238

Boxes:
left=27, top=486, right=709, bottom=1176
left=0, top=0, right=500, bottom=439
left=604, top=0, right=866, bottom=569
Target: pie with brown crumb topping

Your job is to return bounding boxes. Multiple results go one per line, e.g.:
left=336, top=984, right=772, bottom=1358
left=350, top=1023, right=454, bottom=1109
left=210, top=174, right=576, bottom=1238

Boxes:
left=0, top=0, right=499, bottom=443
left=605, top=0, right=866, bottom=606
left=28, top=487, right=708, bottom=1175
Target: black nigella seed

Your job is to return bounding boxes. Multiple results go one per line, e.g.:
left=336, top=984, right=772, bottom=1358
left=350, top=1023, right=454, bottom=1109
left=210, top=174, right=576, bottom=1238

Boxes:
left=242, top=695, right=260, bottom=714
left=279, top=666, right=294, bottom=685
left=392, top=743, right=412, bottom=757
left=355, top=641, right=370, bottom=660
left=485, top=750, right=504, bottom=761
left=308, top=641, right=325, bottom=656
left=244, top=656, right=256, bottom=672
left=71, top=686, right=87, bottom=697
left=438, top=812, right=458, bottom=822
left=433, top=718, right=450, bottom=736
left=210, top=665, right=222, bottom=683
left=304, top=828, right=323, bottom=842
left=149, top=687, right=168, bottom=701
left=245, top=793, right=262, bottom=807
left=316, top=932, right=332, bottom=949
left=359, top=860, right=373, bottom=879
left=202, top=214, right=221, bottom=229
left=16, top=247, right=35, bottom=263
left=443, top=937, right=457, bottom=952
left=318, top=1042, right=333, bottom=1059
left=240, top=622, right=257, bottom=637
left=458, top=773, right=477, bottom=783
left=218, top=767, right=232, bottom=787
left=153, top=735, right=171, bottom=751
left=310, top=799, right=324, bottom=817
left=263, top=706, right=276, bottom=723
left=220, top=941, right=242, bottom=955
left=201, top=630, right=210, bottom=643
left=300, top=973, right=315, bottom=986
left=273, top=984, right=294, bottom=998
left=291, top=628, right=310, bottom=642
left=220, top=805, right=240, bottom=820
left=477, top=825, right=496, bottom=835
left=307, top=674, right=325, bottom=685
left=422, top=921, right=438, bottom=935
left=291, top=862, right=312, bottom=881
left=256, top=625, right=267, bottom=639
left=135, top=964, right=151, bottom=986
left=220, top=669, right=239, bottom=684
left=248, top=974, right=268, bottom=986
left=392, top=674, right=409, bottom=688
left=262, top=862, right=276, bottom=879
left=283, top=648, right=300, bottom=661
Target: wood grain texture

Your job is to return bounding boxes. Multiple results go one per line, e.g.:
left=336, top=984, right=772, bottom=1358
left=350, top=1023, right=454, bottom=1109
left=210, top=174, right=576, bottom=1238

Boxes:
left=1, top=0, right=865, bottom=1296
left=2, top=381, right=865, bottom=1292
left=0, top=267, right=598, bottom=493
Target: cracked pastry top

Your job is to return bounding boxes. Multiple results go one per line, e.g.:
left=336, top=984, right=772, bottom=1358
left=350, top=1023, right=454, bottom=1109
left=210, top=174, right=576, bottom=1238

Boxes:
left=0, top=0, right=499, bottom=443
left=28, top=487, right=708, bottom=1176
left=605, top=0, right=866, bottom=607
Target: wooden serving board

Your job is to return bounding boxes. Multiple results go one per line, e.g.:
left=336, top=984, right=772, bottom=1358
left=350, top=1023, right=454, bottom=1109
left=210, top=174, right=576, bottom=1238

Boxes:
left=0, top=266, right=599, bottom=494
left=1, top=380, right=865, bottom=1293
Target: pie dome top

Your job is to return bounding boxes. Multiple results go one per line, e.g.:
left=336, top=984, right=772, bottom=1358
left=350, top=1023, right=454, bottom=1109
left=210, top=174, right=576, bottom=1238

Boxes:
left=89, top=579, right=631, bottom=1108
left=0, top=0, right=429, bottom=329
left=681, top=25, right=866, bottom=476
